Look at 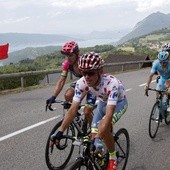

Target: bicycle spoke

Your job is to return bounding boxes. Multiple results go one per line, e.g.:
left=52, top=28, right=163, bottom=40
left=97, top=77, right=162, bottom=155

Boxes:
left=45, top=121, right=75, bottom=170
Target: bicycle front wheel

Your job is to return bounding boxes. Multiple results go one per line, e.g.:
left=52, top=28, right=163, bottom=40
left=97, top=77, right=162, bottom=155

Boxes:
left=115, top=128, right=130, bottom=170
left=148, top=102, right=160, bottom=138
left=45, top=120, right=75, bottom=170
left=69, top=158, right=94, bottom=170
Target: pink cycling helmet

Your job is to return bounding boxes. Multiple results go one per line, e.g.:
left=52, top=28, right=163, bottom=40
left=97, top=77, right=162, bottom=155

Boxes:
left=78, top=52, right=104, bottom=71
left=61, top=41, right=79, bottom=55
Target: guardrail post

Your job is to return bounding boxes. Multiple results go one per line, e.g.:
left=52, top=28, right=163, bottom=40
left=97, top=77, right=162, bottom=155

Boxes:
left=139, top=63, right=141, bottom=69
left=121, top=65, right=124, bottom=72
left=21, top=77, right=24, bottom=88
left=46, top=74, right=49, bottom=84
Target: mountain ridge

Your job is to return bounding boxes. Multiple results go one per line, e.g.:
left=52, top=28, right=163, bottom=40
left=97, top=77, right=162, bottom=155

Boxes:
left=117, top=12, right=170, bottom=44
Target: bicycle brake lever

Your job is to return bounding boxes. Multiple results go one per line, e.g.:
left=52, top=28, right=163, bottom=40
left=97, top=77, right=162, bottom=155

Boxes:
left=45, top=104, right=56, bottom=111
left=145, top=91, right=149, bottom=96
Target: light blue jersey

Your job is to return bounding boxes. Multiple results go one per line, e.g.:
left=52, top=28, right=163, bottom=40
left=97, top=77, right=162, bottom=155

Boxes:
left=151, top=59, right=170, bottom=90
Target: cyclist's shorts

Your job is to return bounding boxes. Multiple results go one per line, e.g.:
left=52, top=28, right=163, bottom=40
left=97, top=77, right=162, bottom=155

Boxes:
left=156, top=78, right=167, bottom=90
left=86, top=92, right=96, bottom=106
left=69, top=81, right=77, bottom=89
left=91, top=99, right=128, bottom=133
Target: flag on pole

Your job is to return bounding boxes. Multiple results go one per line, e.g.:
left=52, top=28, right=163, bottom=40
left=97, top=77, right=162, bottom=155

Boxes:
left=0, top=43, right=9, bottom=60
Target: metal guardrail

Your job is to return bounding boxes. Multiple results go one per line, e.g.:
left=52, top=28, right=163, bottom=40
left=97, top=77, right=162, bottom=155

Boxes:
left=0, top=60, right=153, bottom=88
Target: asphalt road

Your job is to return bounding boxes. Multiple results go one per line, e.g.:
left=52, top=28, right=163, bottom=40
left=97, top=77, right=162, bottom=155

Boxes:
left=0, top=68, right=170, bottom=170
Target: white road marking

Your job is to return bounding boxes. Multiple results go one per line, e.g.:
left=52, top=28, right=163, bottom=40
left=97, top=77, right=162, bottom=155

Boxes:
left=139, top=80, right=156, bottom=87
left=126, top=88, right=132, bottom=92
left=0, top=116, right=60, bottom=142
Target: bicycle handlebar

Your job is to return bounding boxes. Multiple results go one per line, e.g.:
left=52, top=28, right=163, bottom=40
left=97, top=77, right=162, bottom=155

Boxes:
left=145, top=87, right=167, bottom=96
left=45, top=100, right=85, bottom=112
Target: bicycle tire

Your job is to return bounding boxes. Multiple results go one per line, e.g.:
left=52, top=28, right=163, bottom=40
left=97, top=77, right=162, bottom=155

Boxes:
left=115, top=128, right=130, bottom=170
left=165, top=111, right=170, bottom=125
left=69, top=157, right=94, bottom=170
left=148, top=102, right=160, bottom=138
left=45, top=120, right=75, bottom=170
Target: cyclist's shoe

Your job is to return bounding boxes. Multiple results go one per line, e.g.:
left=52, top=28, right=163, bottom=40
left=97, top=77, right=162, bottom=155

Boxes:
left=50, top=131, right=63, bottom=146
left=106, top=159, right=117, bottom=170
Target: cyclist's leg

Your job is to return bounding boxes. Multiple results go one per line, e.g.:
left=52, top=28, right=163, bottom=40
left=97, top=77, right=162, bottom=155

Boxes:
left=101, top=98, right=128, bottom=150
left=64, top=82, right=76, bottom=102
left=156, top=78, right=166, bottom=98
left=91, top=100, right=106, bottom=139
left=102, top=99, right=128, bottom=169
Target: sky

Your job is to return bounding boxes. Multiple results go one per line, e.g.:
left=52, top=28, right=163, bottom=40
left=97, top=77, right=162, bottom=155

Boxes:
left=0, top=0, right=170, bottom=35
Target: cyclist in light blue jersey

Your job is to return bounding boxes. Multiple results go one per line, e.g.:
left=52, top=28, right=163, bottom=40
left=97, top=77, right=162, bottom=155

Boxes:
left=145, top=51, right=170, bottom=95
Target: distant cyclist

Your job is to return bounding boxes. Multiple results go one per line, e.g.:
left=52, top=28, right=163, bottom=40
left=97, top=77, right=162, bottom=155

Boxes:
left=162, top=43, right=170, bottom=54
left=46, top=41, right=96, bottom=123
left=50, top=52, right=128, bottom=170
left=145, top=51, right=170, bottom=103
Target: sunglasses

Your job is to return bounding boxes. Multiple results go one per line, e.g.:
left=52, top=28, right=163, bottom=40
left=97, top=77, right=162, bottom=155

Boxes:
left=81, top=71, right=97, bottom=77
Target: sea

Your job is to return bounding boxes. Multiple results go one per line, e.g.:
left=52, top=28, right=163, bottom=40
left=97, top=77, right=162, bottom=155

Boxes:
left=9, top=38, right=118, bottom=52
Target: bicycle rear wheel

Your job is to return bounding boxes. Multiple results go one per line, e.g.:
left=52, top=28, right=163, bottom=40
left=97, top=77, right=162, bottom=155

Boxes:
left=115, top=128, right=130, bottom=170
left=165, top=111, right=170, bottom=125
left=45, top=120, right=75, bottom=170
left=148, top=102, right=160, bottom=138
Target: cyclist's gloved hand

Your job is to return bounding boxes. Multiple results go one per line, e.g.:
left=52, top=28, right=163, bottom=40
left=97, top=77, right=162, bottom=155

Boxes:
left=50, top=131, right=63, bottom=142
left=46, top=96, right=56, bottom=105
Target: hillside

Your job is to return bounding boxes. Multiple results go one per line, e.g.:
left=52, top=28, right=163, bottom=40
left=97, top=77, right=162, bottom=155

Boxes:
left=117, top=12, right=170, bottom=44
left=2, top=46, right=61, bottom=65
left=118, top=27, right=170, bottom=60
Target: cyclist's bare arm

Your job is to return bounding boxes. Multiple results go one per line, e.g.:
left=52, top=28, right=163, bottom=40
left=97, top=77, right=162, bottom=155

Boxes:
left=146, top=73, right=154, bottom=87
left=59, top=100, right=80, bottom=132
left=53, top=75, right=67, bottom=97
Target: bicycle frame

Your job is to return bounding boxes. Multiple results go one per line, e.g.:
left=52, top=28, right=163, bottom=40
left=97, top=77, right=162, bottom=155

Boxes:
left=64, top=134, right=107, bottom=170
left=148, top=88, right=169, bottom=120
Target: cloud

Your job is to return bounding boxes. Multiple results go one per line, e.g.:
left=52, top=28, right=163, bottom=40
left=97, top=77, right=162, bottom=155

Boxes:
left=132, top=0, right=170, bottom=12
left=0, top=0, right=170, bottom=34
left=0, top=17, right=30, bottom=24
left=50, top=0, right=119, bottom=9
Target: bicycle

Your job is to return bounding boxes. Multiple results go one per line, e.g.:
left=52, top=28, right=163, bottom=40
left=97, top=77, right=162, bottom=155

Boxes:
left=146, top=88, right=170, bottom=138
left=68, top=128, right=130, bottom=170
left=45, top=100, right=93, bottom=170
